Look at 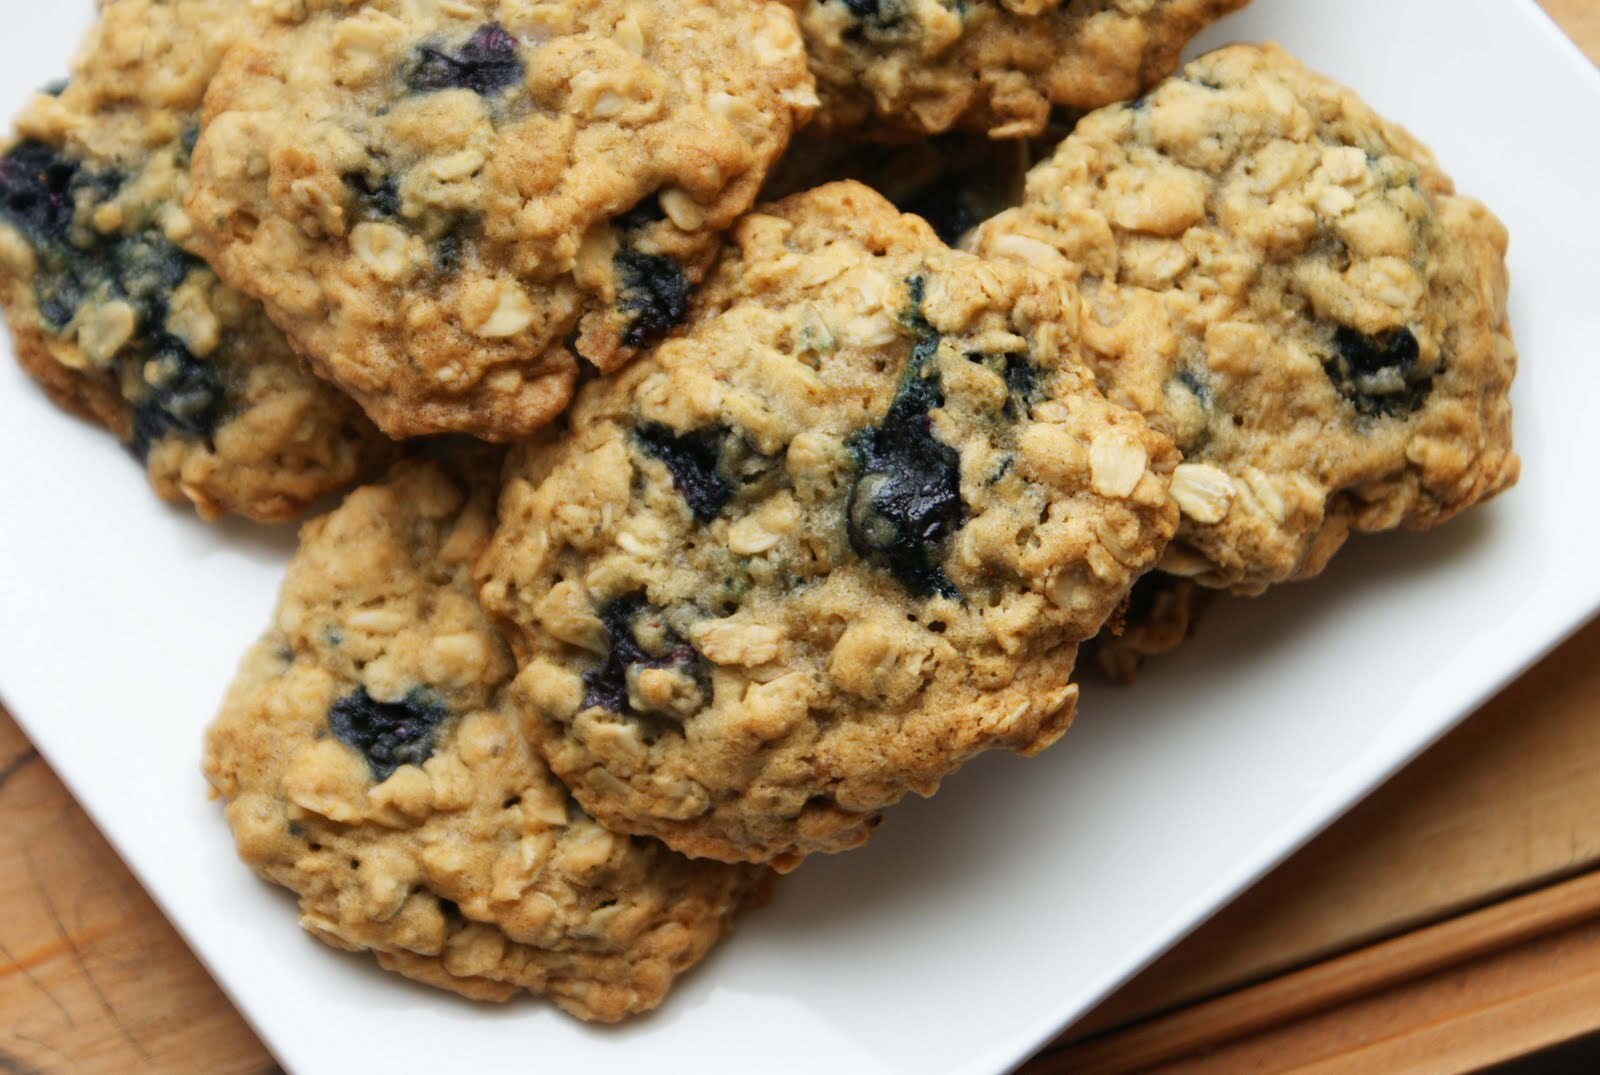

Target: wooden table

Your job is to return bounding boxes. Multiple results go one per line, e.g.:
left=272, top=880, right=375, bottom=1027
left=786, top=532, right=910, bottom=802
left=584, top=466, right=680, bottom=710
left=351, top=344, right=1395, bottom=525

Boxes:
left=4, top=5, right=1597, bottom=1071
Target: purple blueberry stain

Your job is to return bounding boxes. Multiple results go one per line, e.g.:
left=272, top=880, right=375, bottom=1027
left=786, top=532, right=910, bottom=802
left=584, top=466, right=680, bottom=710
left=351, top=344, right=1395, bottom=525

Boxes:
left=615, top=248, right=691, bottom=348
left=342, top=171, right=401, bottom=219
left=837, top=0, right=906, bottom=32
left=1324, top=325, right=1433, bottom=417
left=847, top=276, right=964, bottom=598
left=0, top=140, right=84, bottom=247
left=636, top=424, right=732, bottom=522
left=1, top=141, right=235, bottom=456
left=406, top=23, right=524, bottom=97
left=581, top=596, right=708, bottom=716
left=328, top=686, right=448, bottom=782
left=129, top=335, right=226, bottom=459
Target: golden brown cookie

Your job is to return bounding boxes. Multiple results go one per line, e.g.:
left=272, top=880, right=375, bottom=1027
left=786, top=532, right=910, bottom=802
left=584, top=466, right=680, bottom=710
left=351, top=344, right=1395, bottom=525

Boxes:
left=480, top=182, right=1179, bottom=869
left=186, top=0, right=817, bottom=439
left=203, top=453, right=767, bottom=1021
left=974, top=43, right=1520, bottom=603
left=788, top=0, right=1248, bottom=138
left=0, top=0, right=389, bottom=522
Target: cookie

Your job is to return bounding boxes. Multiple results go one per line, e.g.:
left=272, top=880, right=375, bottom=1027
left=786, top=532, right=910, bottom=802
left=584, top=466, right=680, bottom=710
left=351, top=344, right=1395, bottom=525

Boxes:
left=479, top=182, right=1179, bottom=869
left=185, top=0, right=817, bottom=440
left=787, top=0, right=1248, bottom=138
left=0, top=0, right=389, bottom=523
left=203, top=453, right=767, bottom=1021
left=972, top=43, right=1520, bottom=599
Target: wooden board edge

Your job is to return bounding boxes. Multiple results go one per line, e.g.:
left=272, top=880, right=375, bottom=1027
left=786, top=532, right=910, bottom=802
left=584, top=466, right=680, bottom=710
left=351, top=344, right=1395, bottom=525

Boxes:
left=1032, top=868, right=1600, bottom=1074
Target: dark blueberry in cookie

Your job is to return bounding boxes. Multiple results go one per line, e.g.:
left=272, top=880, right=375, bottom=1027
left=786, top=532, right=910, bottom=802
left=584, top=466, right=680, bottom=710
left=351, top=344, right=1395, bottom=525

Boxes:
left=1003, top=353, right=1040, bottom=416
left=637, top=424, right=732, bottom=522
left=616, top=249, right=691, bottom=348
left=900, top=184, right=983, bottom=246
left=0, top=141, right=82, bottom=246
left=1324, top=325, right=1433, bottom=417
left=837, top=0, right=905, bottom=31
left=582, top=596, right=709, bottom=717
left=112, top=232, right=191, bottom=303
left=1336, top=325, right=1418, bottom=375
left=1175, top=367, right=1210, bottom=403
left=435, top=231, right=464, bottom=274
left=328, top=686, right=448, bottom=782
left=407, top=22, right=523, bottom=97
left=583, top=595, right=649, bottom=713
left=129, top=336, right=226, bottom=459
left=343, top=171, right=400, bottom=219
left=849, top=337, right=964, bottom=599
left=1121, top=570, right=1171, bottom=627
left=33, top=265, right=86, bottom=329
left=964, top=350, right=1038, bottom=420
left=178, top=120, right=201, bottom=160
left=613, top=193, right=666, bottom=234
left=17, top=181, right=185, bottom=333
left=41, top=78, right=69, bottom=98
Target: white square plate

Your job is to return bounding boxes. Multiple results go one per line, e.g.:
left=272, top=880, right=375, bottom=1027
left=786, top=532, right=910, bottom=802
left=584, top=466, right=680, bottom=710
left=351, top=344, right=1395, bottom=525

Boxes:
left=3, top=2, right=1599, bottom=1072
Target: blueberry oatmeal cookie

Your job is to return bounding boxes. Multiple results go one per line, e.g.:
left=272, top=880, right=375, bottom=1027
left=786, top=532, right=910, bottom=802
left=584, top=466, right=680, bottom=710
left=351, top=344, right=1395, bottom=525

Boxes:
left=186, top=0, right=817, bottom=440
left=479, top=182, right=1179, bottom=869
left=787, top=0, right=1248, bottom=138
left=0, top=0, right=389, bottom=522
left=203, top=453, right=767, bottom=1020
left=973, top=43, right=1519, bottom=621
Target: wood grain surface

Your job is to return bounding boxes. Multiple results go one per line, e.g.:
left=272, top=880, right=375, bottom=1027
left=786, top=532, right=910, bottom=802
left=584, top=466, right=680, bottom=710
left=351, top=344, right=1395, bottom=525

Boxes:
left=2, top=3, right=1596, bottom=1072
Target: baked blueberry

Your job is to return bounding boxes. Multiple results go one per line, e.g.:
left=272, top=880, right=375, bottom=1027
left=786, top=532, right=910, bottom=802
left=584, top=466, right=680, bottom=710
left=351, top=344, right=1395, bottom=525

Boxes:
left=129, top=337, right=226, bottom=459
left=1002, top=353, right=1040, bottom=417
left=636, top=424, right=732, bottom=522
left=480, top=182, right=1181, bottom=867
left=837, top=0, right=905, bottom=32
left=582, top=596, right=651, bottom=714
left=1325, top=325, right=1433, bottom=417
left=328, top=686, right=448, bottom=782
left=343, top=171, right=401, bottom=219
left=848, top=336, right=963, bottom=597
left=616, top=250, right=691, bottom=348
left=582, top=596, right=709, bottom=717
left=613, top=193, right=667, bottom=233
left=0, top=141, right=84, bottom=247
left=406, top=23, right=522, bottom=97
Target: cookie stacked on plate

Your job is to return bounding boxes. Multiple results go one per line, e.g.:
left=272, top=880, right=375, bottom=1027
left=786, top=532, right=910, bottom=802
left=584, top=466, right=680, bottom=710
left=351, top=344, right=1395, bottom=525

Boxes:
left=1, top=0, right=1520, bottom=1020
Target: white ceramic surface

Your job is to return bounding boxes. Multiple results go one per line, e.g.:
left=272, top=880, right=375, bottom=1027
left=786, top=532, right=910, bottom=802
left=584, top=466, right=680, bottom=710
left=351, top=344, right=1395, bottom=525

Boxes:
left=2, top=2, right=1598, bottom=1072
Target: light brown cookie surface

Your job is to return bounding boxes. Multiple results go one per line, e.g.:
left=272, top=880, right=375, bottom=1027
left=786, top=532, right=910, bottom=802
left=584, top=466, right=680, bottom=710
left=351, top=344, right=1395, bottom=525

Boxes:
left=187, top=0, right=817, bottom=439
left=203, top=454, right=767, bottom=1021
left=480, top=182, right=1178, bottom=869
left=788, top=0, right=1247, bottom=138
left=974, top=43, right=1519, bottom=597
